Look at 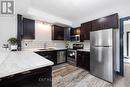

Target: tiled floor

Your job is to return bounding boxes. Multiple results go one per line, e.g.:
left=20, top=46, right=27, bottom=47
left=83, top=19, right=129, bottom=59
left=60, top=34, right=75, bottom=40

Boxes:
left=52, top=63, right=112, bottom=87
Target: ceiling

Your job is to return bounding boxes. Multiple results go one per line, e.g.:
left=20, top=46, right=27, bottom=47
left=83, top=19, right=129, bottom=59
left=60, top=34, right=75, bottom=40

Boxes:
left=16, top=0, right=130, bottom=27
left=30, top=0, right=130, bottom=22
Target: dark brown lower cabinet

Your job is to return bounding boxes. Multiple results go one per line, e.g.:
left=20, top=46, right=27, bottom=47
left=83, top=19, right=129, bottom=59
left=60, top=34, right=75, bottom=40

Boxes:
left=35, top=50, right=67, bottom=65
left=35, top=51, right=57, bottom=65
left=0, top=66, right=52, bottom=87
left=77, top=51, right=90, bottom=71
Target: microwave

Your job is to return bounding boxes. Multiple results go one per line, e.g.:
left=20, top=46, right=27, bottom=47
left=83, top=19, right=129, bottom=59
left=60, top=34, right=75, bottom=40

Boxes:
left=70, top=35, right=80, bottom=42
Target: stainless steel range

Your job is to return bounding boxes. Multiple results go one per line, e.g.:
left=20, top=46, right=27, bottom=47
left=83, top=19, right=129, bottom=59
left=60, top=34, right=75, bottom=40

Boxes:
left=67, top=44, right=84, bottom=66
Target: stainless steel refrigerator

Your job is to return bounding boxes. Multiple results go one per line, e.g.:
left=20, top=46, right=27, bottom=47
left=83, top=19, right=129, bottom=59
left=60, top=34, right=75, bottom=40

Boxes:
left=90, top=29, right=117, bottom=83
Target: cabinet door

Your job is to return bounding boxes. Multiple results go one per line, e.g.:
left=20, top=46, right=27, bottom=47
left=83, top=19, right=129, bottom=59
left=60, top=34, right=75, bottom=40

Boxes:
left=23, top=18, right=35, bottom=39
left=81, top=21, right=92, bottom=41
left=64, top=27, right=71, bottom=41
left=52, top=25, right=64, bottom=40
left=35, top=51, right=57, bottom=65
left=17, top=67, right=52, bottom=87
left=77, top=52, right=83, bottom=68
left=84, top=52, right=90, bottom=71
left=51, top=51, right=57, bottom=65
left=92, top=13, right=118, bottom=31
left=0, top=67, right=52, bottom=87
left=71, top=27, right=80, bottom=36
left=77, top=51, right=90, bottom=71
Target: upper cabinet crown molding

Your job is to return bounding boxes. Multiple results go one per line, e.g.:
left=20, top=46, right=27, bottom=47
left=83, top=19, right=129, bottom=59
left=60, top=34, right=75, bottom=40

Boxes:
left=92, top=13, right=119, bottom=31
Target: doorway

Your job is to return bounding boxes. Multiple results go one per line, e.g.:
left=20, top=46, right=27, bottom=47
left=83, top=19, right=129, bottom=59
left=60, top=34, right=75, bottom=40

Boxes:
left=124, top=20, right=130, bottom=64
left=120, top=16, right=130, bottom=76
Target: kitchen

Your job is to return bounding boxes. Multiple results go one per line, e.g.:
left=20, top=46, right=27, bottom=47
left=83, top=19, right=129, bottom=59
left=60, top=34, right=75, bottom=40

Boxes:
left=0, top=0, right=130, bottom=87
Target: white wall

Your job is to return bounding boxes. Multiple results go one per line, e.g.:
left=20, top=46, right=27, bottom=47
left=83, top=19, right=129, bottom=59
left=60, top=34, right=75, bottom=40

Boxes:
left=35, top=21, right=52, bottom=41
left=0, top=16, right=17, bottom=48
left=0, top=0, right=29, bottom=48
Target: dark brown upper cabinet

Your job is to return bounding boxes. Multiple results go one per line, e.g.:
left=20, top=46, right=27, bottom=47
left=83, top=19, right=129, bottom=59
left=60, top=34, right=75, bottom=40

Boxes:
left=71, top=27, right=81, bottom=36
left=64, top=27, right=71, bottom=41
left=23, top=18, right=35, bottom=39
left=52, top=25, right=64, bottom=40
left=17, top=14, right=23, bottom=50
left=92, top=13, right=118, bottom=31
left=81, top=21, right=92, bottom=41
left=70, top=27, right=82, bottom=42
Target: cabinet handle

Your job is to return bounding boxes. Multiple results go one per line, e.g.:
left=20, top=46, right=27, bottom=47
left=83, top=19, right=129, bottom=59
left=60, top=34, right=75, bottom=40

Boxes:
left=22, top=71, right=31, bottom=74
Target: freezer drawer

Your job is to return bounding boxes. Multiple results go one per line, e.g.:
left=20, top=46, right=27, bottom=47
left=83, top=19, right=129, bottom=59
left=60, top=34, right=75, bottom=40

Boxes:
left=90, top=46, right=113, bottom=82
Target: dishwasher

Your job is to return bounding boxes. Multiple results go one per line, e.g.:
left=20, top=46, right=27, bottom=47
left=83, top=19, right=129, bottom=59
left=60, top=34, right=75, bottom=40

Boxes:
left=57, top=50, right=66, bottom=64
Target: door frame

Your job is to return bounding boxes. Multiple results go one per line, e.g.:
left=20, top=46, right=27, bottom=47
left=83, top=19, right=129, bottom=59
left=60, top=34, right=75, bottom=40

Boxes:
left=127, top=32, right=130, bottom=56
left=120, top=16, right=130, bottom=76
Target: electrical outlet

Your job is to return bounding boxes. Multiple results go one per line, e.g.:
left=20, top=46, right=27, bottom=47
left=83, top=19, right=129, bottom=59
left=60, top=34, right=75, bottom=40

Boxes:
left=25, top=43, right=28, bottom=47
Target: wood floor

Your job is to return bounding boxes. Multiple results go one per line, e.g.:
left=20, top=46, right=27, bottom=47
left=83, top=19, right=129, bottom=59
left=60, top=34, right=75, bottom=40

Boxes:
left=52, top=63, right=112, bottom=87
left=113, top=63, right=130, bottom=87
left=52, top=63, right=130, bottom=87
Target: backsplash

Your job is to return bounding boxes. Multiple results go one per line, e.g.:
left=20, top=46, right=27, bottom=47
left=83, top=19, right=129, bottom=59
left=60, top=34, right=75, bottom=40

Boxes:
left=22, top=40, right=66, bottom=49
left=22, top=40, right=90, bottom=50
left=83, top=40, right=90, bottom=49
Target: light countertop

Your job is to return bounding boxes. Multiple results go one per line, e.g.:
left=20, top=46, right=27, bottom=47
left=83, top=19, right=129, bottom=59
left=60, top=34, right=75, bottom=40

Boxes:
left=23, top=48, right=67, bottom=52
left=77, top=49, right=90, bottom=52
left=0, top=49, right=54, bottom=78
